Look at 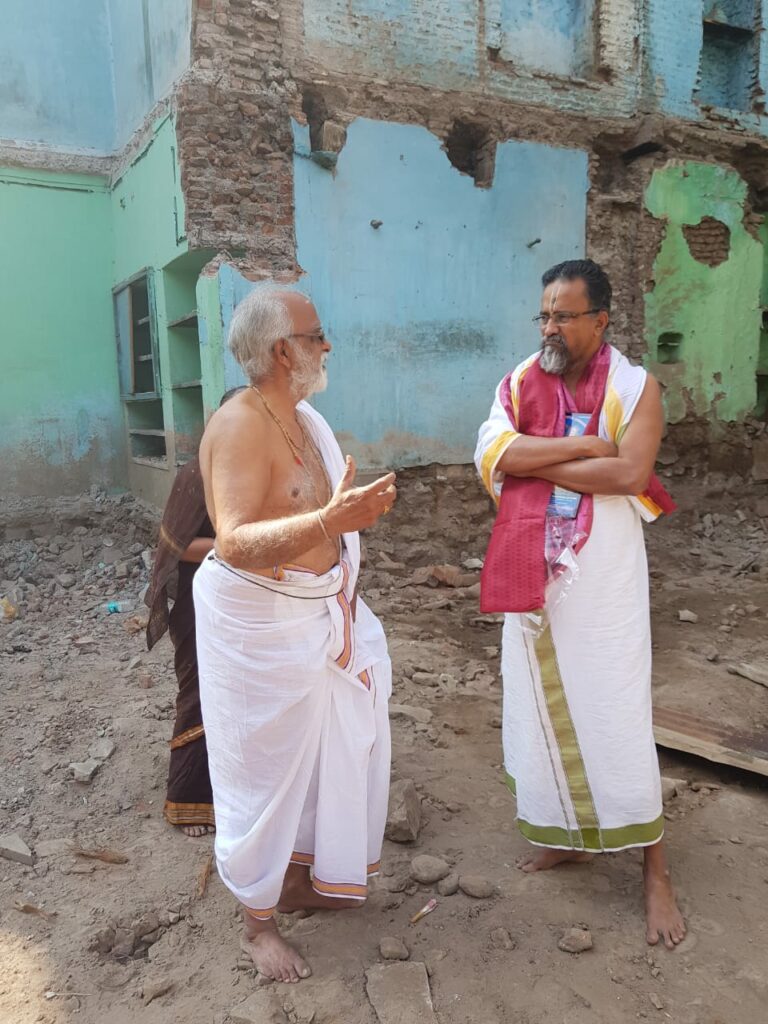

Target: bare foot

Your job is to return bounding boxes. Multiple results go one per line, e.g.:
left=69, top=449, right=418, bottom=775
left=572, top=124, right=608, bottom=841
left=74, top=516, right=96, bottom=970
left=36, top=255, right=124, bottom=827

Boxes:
left=516, top=848, right=594, bottom=873
left=278, top=864, right=364, bottom=913
left=644, top=843, right=686, bottom=949
left=181, top=825, right=215, bottom=838
left=241, top=916, right=311, bottom=983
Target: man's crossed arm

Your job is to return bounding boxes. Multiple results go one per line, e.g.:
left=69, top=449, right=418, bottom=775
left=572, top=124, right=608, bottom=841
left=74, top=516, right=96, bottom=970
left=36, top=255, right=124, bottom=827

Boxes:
left=496, top=376, right=663, bottom=496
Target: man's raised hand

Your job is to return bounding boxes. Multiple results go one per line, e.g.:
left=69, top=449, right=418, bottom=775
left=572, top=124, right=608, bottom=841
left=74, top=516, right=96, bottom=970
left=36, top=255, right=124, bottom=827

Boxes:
left=324, top=455, right=397, bottom=533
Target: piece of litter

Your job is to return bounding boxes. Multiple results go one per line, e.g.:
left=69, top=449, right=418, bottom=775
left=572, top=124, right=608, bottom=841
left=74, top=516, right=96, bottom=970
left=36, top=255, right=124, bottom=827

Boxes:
left=74, top=846, right=129, bottom=865
left=196, top=852, right=214, bottom=898
left=14, top=901, right=57, bottom=922
left=410, top=897, right=438, bottom=925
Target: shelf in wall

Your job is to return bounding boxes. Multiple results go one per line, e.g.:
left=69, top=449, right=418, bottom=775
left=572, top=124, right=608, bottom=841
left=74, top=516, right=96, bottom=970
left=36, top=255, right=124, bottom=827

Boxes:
left=172, top=380, right=202, bottom=390
left=168, top=310, right=198, bottom=329
left=122, top=392, right=159, bottom=402
left=136, top=315, right=151, bottom=326
left=702, top=18, right=754, bottom=39
left=136, top=354, right=154, bottom=362
left=129, top=428, right=166, bottom=437
left=131, top=455, right=169, bottom=470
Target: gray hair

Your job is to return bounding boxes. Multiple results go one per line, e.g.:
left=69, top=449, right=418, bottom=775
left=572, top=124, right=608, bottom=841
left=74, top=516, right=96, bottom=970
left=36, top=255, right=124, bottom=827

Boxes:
left=227, top=288, right=293, bottom=382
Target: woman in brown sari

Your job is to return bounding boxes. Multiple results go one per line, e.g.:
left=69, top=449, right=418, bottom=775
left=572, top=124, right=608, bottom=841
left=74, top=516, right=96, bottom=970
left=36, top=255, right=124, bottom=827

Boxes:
left=145, top=387, right=245, bottom=836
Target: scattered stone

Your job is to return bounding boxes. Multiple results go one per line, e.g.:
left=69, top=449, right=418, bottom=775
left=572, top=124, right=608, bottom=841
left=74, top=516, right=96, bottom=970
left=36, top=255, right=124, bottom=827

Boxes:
left=661, top=777, right=687, bottom=803
left=127, top=655, right=142, bottom=671
left=458, top=875, right=494, bottom=899
left=703, top=645, right=719, bottom=662
left=142, top=977, right=175, bottom=1005
left=69, top=758, right=101, bottom=784
left=678, top=609, right=698, bottom=623
left=229, top=989, right=286, bottom=1024
left=462, top=557, right=484, bottom=570
left=56, top=573, right=76, bottom=589
left=436, top=873, right=459, bottom=896
left=115, top=562, right=130, bottom=579
left=490, top=927, right=516, bottom=950
left=111, top=926, right=137, bottom=958
left=89, top=737, right=116, bottom=761
left=35, top=838, right=74, bottom=858
left=385, top=779, right=422, bottom=843
left=727, top=662, right=768, bottom=689
left=0, top=832, right=36, bottom=866
left=365, top=962, right=436, bottom=1024
left=411, top=671, right=440, bottom=687
left=389, top=704, right=433, bottom=725
left=649, top=992, right=664, bottom=1011
left=729, top=835, right=743, bottom=844
left=138, top=672, right=154, bottom=689
left=557, top=927, right=593, bottom=954
left=380, top=936, right=410, bottom=961
left=410, top=855, right=450, bottom=885
left=61, top=544, right=84, bottom=567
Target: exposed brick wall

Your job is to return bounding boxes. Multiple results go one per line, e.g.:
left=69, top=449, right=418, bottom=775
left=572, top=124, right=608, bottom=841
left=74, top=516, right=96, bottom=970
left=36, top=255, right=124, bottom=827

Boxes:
left=175, top=0, right=299, bottom=271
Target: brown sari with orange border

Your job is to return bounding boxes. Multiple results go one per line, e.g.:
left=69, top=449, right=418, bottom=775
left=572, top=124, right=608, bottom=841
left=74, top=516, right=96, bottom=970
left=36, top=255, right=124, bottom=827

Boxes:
left=145, top=457, right=215, bottom=828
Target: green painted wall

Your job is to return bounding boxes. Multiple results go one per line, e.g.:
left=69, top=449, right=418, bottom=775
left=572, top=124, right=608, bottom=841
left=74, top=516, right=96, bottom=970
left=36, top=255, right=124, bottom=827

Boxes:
left=644, top=161, right=763, bottom=423
left=0, top=167, right=125, bottom=496
left=111, top=114, right=187, bottom=285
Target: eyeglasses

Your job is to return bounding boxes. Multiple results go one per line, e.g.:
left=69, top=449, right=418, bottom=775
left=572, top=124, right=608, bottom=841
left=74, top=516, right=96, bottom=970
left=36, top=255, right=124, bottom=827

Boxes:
left=287, top=330, right=327, bottom=343
left=532, top=309, right=602, bottom=326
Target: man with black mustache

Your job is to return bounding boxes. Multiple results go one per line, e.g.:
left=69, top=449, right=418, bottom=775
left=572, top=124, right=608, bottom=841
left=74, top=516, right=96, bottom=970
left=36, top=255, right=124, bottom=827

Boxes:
left=475, top=259, right=686, bottom=950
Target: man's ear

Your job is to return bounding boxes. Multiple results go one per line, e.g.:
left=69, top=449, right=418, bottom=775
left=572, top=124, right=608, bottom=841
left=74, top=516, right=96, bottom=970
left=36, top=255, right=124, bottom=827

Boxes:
left=274, top=338, right=290, bottom=366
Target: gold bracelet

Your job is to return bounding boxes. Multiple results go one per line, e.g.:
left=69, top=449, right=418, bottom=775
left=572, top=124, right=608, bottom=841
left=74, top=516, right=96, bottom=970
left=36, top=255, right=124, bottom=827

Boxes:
left=316, top=508, right=332, bottom=543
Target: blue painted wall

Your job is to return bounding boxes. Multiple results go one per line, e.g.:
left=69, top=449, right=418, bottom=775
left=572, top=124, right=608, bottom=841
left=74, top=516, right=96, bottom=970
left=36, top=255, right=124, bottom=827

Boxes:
left=0, top=1, right=115, bottom=152
left=495, top=0, right=595, bottom=78
left=109, top=0, right=191, bottom=150
left=216, top=118, right=588, bottom=467
left=646, top=0, right=768, bottom=126
left=0, top=0, right=191, bottom=154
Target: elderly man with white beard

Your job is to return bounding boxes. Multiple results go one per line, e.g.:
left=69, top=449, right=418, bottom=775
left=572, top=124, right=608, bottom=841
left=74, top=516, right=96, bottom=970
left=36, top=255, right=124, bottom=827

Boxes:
left=475, top=259, right=687, bottom=950
left=194, top=289, right=397, bottom=982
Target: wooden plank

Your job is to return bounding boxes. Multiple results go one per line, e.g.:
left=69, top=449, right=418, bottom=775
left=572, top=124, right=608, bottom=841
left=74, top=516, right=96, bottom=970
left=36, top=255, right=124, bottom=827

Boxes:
left=653, top=705, right=768, bottom=778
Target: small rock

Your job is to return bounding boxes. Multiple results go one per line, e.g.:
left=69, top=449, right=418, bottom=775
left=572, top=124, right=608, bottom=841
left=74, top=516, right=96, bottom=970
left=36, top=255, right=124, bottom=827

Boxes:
left=69, top=758, right=101, bottom=783
left=389, top=704, right=433, bottom=725
left=138, top=672, right=154, bottom=689
left=462, top=557, right=484, bottom=570
left=385, top=779, right=422, bottom=843
left=35, top=838, right=74, bottom=858
left=490, top=927, right=516, bottom=950
left=410, top=854, right=450, bottom=885
left=115, top=562, right=130, bottom=579
left=142, top=977, right=174, bottom=1005
left=437, top=873, right=459, bottom=896
left=61, top=544, right=84, bottom=567
left=0, top=832, right=36, bottom=865
left=380, top=936, right=410, bottom=960
left=127, top=655, right=142, bottom=671
left=365, top=962, right=436, bottom=1023
left=89, top=737, right=116, bottom=761
left=678, top=609, right=698, bottom=623
left=57, top=573, right=76, bottom=589
left=111, top=926, right=136, bottom=958
left=557, top=927, right=593, bottom=953
left=703, top=646, right=719, bottom=662
left=458, top=875, right=494, bottom=899
left=661, top=776, right=685, bottom=803
left=649, top=992, right=664, bottom=1011
left=729, top=835, right=743, bottom=844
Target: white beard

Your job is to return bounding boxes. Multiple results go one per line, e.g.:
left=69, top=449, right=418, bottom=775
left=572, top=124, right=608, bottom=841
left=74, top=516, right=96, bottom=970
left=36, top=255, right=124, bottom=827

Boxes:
left=290, top=346, right=328, bottom=400
left=540, top=340, right=569, bottom=376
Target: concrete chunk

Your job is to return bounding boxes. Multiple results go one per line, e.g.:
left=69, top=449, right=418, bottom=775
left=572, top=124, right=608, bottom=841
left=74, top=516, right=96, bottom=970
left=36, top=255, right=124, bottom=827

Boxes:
left=365, top=962, right=436, bottom=1024
left=0, top=832, right=36, bottom=865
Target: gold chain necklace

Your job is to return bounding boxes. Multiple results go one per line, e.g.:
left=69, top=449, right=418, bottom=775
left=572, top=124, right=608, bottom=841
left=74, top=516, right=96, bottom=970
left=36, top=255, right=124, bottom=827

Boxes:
left=251, top=386, right=306, bottom=466
left=251, top=386, right=333, bottom=506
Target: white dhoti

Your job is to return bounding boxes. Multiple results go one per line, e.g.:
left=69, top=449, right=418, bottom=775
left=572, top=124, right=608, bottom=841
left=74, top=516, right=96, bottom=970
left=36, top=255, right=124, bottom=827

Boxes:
left=193, top=401, right=391, bottom=919
left=501, top=495, right=663, bottom=852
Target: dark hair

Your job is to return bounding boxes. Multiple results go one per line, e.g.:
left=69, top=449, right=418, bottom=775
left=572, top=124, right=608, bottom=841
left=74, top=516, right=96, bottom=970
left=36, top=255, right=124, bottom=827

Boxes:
left=219, top=385, right=247, bottom=407
left=541, top=259, right=612, bottom=312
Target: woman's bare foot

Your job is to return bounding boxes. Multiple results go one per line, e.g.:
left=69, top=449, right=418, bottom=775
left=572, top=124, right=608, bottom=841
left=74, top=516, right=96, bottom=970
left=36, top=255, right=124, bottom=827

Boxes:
left=181, top=824, right=215, bottom=838
left=643, top=842, right=686, bottom=949
left=516, top=848, right=594, bottom=873
left=241, top=915, right=311, bottom=983
left=277, top=864, right=364, bottom=912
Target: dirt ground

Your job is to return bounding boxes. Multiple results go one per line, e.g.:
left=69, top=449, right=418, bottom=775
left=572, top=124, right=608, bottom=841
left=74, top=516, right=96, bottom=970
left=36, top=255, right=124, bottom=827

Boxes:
left=1, top=479, right=767, bottom=1024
